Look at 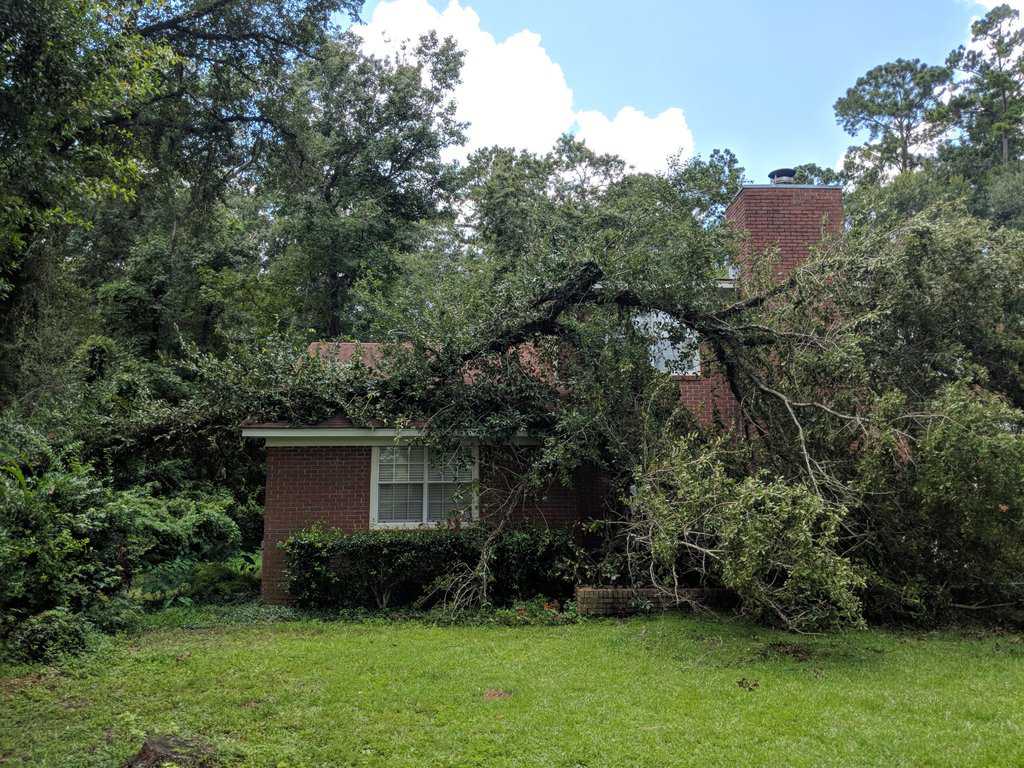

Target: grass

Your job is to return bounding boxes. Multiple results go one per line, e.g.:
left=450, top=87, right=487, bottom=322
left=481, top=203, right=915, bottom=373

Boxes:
left=2, top=607, right=1024, bottom=767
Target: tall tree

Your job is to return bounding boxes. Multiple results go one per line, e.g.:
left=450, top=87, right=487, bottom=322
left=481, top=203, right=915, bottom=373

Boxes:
left=126, top=0, right=363, bottom=195
left=264, top=33, right=466, bottom=337
left=665, top=148, right=746, bottom=226
left=0, top=0, right=365, bottom=400
left=791, top=163, right=845, bottom=186
left=459, top=136, right=627, bottom=272
left=947, top=3, right=1024, bottom=166
left=0, top=0, right=171, bottom=304
left=0, top=0, right=176, bottom=398
left=834, top=58, right=950, bottom=179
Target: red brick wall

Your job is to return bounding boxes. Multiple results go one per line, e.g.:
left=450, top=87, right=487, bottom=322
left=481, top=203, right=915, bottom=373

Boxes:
left=478, top=447, right=597, bottom=527
left=261, top=445, right=591, bottom=602
left=677, top=368, right=740, bottom=429
left=678, top=184, right=843, bottom=424
left=725, top=185, right=843, bottom=282
left=262, top=445, right=372, bottom=603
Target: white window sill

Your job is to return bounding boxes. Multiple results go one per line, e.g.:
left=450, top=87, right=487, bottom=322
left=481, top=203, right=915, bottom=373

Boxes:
left=371, top=518, right=478, bottom=530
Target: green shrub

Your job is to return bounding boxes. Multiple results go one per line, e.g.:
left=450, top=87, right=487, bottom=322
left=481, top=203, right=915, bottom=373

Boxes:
left=488, top=526, right=575, bottom=603
left=0, top=416, right=251, bottom=657
left=857, top=382, right=1024, bottom=621
left=283, top=526, right=486, bottom=610
left=231, top=496, right=264, bottom=552
left=132, top=553, right=261, bottom=608
left=184, top=504, right=241, bottom=561
left=104, top=487, right=189, bottom=567
left=4, top=609, right=92, bottom=662
left=1, top=434, right=247, bottom=635
left=0, top=453, right=131, bottom=630
left=131, top=558, right=199, bottom=608
left=107, top=489, right=243, bottom=566
left=188, top=555, right=260, bottom=604
left=913, top=385, right=1024, bottom=599
left=492, top=597, right=579, bottom=626
left=82, top=595, right=144, bottom=635
left=282, top=525, right=575, bottom=610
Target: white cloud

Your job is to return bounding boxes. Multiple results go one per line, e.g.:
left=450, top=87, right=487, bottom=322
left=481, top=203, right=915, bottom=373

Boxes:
left=576, top=106, right=694, bottom=172
left=971, top=0, right=1024, bottom=12
left=354, top=0, right=693, bottom=173
left=835, top=148, right=848, bottom=173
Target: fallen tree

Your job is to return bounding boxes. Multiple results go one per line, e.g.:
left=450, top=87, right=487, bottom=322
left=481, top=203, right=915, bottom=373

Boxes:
left=55, top=142, right=1024, bottom=629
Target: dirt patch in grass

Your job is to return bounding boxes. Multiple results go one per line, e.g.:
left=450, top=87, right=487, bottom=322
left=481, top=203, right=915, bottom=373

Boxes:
left=761, top=642, right=814, bottom=662
left=0, top=670, right=59, bottom=697
left=0, top=673, right=45, bottom=695
left=122, top=735, right=219, bottom=768
left=483, top=688, right=512, bottom=701
left=989, top=634, right=1024, bottom=656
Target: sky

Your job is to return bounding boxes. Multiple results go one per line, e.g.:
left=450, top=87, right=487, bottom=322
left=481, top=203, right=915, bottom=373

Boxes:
left=352, top=0, right=1018, bottom=182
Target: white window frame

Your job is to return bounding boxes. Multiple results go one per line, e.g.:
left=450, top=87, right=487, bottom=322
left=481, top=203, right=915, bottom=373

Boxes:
left=369, top=445, right=480, bottom=529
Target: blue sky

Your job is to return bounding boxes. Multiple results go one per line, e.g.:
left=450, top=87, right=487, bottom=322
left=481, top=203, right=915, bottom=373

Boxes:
left=356, top=0, right=995, bottom=181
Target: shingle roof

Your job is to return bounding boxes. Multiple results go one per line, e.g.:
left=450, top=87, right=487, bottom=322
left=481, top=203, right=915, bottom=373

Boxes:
left=243, top=340, right=554, bottom=430
left=307, top=340, right=387, bottom=368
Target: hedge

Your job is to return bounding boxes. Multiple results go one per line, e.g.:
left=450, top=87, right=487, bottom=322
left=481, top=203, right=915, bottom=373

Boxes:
left=281, top=525, right=575, bottom=610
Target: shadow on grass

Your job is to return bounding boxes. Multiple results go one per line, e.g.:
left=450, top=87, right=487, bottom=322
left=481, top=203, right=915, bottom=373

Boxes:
left=621, top=612, right=899, bottom=672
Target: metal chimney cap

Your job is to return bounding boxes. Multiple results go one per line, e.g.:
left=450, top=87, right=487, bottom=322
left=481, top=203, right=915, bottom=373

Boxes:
left=768, top=167, right=797, bottom=183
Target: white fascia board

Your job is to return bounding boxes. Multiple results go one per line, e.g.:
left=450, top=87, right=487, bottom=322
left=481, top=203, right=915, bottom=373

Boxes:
left=242, top=427, right=423, bottom=439
left=242, top=427, right=422, bottom=447
left=243, top=427, right=540, bottom=447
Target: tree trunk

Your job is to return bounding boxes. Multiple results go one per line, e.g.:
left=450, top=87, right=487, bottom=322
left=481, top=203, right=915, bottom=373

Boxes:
left=198, top=303, right=220, bottom=349
left=326, top=273, right=344, bottom=338
left=1002, top=91, right=1010, bottom=164
left=901, top=124, right=911, bottom=173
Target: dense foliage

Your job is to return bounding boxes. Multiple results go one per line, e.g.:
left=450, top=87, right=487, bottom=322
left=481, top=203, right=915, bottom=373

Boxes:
left=0, top=421, right=248, bottom=656
left=282, top=525, right=574, bottom=610
left=630, top=438, right=864, bottom=632
left=2, top=0, right=1024, bottom=653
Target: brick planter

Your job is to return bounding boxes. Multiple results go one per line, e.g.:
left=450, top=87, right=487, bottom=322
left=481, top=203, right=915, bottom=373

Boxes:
left=575, top=586, right=731, bottom=617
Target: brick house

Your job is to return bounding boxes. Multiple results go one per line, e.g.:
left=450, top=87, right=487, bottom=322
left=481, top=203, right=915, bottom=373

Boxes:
left=243, top=172, right=843, bottom=601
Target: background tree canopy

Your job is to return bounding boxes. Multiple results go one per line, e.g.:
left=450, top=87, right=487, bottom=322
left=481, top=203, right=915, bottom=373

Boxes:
left=2, top=0, right=1024, bottom=649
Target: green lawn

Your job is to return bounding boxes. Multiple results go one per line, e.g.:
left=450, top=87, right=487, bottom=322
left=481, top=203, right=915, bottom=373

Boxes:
left=2, top=609, right=1023, bottom=768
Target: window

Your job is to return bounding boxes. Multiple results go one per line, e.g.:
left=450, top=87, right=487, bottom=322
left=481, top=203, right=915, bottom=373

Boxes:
left=635, top=311, right=701, bottom=376
left=718, top=261, right=740, bottom=289
left=371, top=445, right=477, bottom=527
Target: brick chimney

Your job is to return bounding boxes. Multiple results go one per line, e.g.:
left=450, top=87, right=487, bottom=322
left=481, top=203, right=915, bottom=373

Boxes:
left=725, top=168, right=843, bottom=283
left=678, top=170, right=844, bottom=429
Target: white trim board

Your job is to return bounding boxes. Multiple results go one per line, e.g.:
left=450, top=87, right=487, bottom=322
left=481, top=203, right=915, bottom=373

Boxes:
left=243, top=427, right=423, bottom=439
left=244, top=427, right=540, bottom=447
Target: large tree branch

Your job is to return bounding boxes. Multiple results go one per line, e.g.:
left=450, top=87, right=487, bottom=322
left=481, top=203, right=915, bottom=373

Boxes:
left=135, top=0, right=237, bottom=38
left=454, top=260, right=605, bottom=364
